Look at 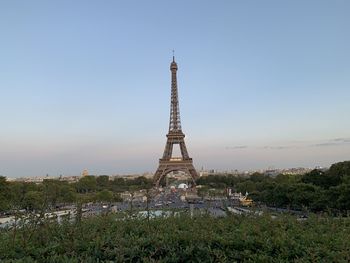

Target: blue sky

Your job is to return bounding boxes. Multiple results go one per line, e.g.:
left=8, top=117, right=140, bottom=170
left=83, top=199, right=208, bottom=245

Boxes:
left=1, top=1, right=349, bottom=177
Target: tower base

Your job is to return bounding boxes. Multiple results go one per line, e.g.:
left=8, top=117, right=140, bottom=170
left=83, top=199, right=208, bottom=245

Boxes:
left=154, top=159, right=198, bottom=187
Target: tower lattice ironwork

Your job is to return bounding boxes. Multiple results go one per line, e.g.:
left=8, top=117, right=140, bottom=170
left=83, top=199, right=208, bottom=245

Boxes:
left=154, top=57, right=198, bottom=187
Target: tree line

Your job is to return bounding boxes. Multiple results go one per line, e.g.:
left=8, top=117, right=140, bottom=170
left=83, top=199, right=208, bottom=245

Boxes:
left=197, top=161, right=350, bottom=213
left=0, top=175, right=153, bottom=213
left=1, top=160, right=349, bottom=214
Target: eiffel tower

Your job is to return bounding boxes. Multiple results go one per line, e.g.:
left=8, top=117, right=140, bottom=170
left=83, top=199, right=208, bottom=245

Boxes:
left=154, top=56, right=198, bottom=187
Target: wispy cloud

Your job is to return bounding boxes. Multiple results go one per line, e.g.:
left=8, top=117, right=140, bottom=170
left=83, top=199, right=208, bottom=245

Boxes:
left=308, top=142, right=338, bottom=147
left=310, top=137, right=350, bottom=147
left=225, top=146, right=247, bottom=150
left=333, top=138, right=350, bottom=143
left=261, top=146, right=293, bottom=150
left=224, top=137, right=350, bottom=151
left=311, top=142, right=338, bottom=147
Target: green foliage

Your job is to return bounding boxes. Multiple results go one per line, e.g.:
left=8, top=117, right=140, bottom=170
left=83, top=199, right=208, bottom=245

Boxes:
left=328, top=161, right=350, bottom=180
left=197, top=174, right=240, bottom=188
left=96, top=175, right=109, bottom=189
left=198, top=161, right=350, bottom=212
left=0, top=176, right=11, bottom=212
left=76, top=176, right=97, bottom=193
left=0, top=214, right=349, bottom=261
left=8, top=182, right=40, bottom=209
left=302, top=169, right=334, bottom=188
left=58, top=185, right=77, bottom=204
left=23, top=191, right=44, bottom=211
left=2, top=161, right=350, bottom=213
left=96, top=190, right=113, bottom=203
left=1, top=175, right=153, bottom=212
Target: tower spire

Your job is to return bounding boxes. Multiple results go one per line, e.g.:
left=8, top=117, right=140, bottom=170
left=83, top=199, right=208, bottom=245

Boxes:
left=169, top=54, right=181, bottom=132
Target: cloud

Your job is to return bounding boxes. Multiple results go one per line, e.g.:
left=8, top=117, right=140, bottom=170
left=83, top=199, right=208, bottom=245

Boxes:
left=310, top=137, right=350, bottom=147
left=311, top=142, right=338, bottom=147
left=224, top=137, right=350, bottom=151
left=225, top=145, right=247, bottom=150
left=333, top=138, right=350, bottom=143
left=261, top=146, right=293, bottom=150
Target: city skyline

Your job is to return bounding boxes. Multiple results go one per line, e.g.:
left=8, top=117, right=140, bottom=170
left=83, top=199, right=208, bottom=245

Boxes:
left=1, top=1, right=350, bottom=177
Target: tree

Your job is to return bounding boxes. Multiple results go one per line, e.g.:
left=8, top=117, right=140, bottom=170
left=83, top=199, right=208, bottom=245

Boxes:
left=0, top=176, right=10, bottom=212
left=96, top=190, right=113, bottom=203
left=333, top=184, right=350, bottom=211
left=250, top=172, right=267, bottom=183
left=133, top=176, right=151, bottom=186
left=302, top=169, right=332, bottom=188
left=76, top=176, right=97, bottom=193
left=59, top=185, right=76, bottom=205
left=236, top=180, right=256, bottom=193
left=275, top=174, right=302, bottom=184
left=328, top=161, right=350, bottom=185
left=42, top=179, right=61, bottom=208
left=8, top=182, right=24, bottom=209
left=287, top=183, right=319, bottom=210
left=272, top=184, right=290, bottom=207
left=96, top=175, right=109, bottom=189
left=23, top=191, right=44, bottom=211
left=111, top=177, right=126, bottom=192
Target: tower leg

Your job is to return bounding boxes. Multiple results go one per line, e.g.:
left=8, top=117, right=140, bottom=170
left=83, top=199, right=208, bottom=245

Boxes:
left=154, top=161, right=198, bottom=188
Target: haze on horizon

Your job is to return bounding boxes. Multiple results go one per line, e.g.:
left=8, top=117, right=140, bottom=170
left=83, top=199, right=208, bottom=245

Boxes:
left=1, top=1, right=350, bottom=178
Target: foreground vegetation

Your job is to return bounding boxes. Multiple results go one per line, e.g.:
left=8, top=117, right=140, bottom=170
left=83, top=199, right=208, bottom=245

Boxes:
left=1, top=213, right=349, bottom=262
left=0, top=161, right=349, bottom=262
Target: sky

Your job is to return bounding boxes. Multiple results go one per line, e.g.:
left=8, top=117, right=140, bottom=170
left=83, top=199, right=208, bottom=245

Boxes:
left=1, top=1, right=350, bottom=177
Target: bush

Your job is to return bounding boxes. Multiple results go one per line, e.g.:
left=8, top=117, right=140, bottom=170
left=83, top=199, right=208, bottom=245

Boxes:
left=1, top=214, right=349, bottom=262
